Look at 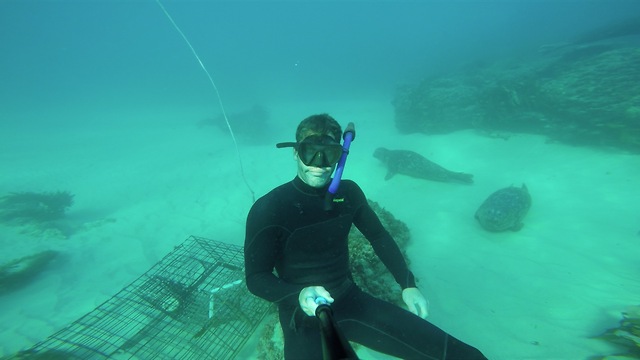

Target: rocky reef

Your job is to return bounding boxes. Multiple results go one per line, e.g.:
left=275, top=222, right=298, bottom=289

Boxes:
left=393, top=20, right=640, bottom=153
left=255, top=200, right=411, bottom=359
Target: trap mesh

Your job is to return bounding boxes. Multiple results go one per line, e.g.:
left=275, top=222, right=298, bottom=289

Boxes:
left=19, top=235, right=271, bottom=359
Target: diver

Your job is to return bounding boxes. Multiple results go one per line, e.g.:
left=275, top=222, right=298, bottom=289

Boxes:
left=244, top=114, right=487, bottom=359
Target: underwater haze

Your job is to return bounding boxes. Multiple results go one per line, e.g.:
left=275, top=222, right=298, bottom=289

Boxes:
left=1, top=1, right=639, bottom=359
left=3, top=1, right=640, bottom=123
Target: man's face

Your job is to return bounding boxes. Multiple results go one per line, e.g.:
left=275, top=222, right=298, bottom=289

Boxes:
left=295, top=149, right=336, bottom=188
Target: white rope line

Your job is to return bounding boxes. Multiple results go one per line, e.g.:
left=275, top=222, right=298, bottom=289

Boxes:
left=156, top=0, right=255, bottom=202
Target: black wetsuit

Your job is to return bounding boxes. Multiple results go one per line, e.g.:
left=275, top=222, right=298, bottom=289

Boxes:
left=244, top=176, right=487, bottom=359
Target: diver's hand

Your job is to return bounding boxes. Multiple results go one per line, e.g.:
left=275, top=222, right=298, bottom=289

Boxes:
left=402, top=287, right=429, bottom=319
left=298, top=286, right=334, bottom=316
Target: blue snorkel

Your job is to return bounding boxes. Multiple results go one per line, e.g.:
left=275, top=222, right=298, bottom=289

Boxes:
left=324, top=123, right=356, bottom=211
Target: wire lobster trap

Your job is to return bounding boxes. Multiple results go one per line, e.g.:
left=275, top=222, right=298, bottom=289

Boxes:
left=12, top=236, right=271, bottom=360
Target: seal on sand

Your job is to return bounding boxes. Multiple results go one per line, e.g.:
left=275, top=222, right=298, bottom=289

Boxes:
left=475, top=184, right=531, bottom=232
left=373, top=147, right=473, bottom=184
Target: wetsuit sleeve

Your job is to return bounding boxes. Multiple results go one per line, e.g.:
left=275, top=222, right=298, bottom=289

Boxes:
left=244, top=199, right=304, bottom=307
left=350, top=183, right=417, bottom=289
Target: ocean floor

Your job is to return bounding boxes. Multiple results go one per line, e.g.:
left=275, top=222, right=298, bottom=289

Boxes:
left=0, top=99, right=638, bottom=359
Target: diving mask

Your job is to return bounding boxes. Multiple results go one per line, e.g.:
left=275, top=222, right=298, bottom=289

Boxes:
left=276, top=134, right=344, bottom=168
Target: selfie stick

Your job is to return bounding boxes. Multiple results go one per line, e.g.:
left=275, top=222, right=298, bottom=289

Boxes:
left=315, top=297, right=359, bottom=360
left=324, top=123, right=356, bottom=211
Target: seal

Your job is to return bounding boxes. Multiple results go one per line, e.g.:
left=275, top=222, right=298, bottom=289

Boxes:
left=373, top=147, right=473, bottom=184
left=475, top=184, right=531, bottom=232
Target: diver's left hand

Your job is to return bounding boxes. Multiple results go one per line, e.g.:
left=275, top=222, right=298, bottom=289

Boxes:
left=402, top=287, right=429, bottom=319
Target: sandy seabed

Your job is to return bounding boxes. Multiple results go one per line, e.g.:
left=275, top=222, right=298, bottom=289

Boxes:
left=0, top=99, right=638, bottom=359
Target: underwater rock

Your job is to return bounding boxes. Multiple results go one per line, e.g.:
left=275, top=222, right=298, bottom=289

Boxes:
left=534, top=47, right=640, bottom=150
left=255, top=313, right=284, bottom=360
left=347, top=200, right=411, bottom=305
left=392, top=78, right=482, bottom=134
left=392, top=17, right=640, bottom=153
left=590, top=305, right=640, bottom=360
left=0, top=250, right=58, bottom=295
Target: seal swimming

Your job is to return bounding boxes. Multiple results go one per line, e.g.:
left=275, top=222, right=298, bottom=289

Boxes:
left=475, top=184, right=531, bottom=232
left=373, top=147, right=473, bottom=184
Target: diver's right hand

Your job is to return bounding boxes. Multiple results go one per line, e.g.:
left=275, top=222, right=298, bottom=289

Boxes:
left=298, top=286, right=334, bottom=316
